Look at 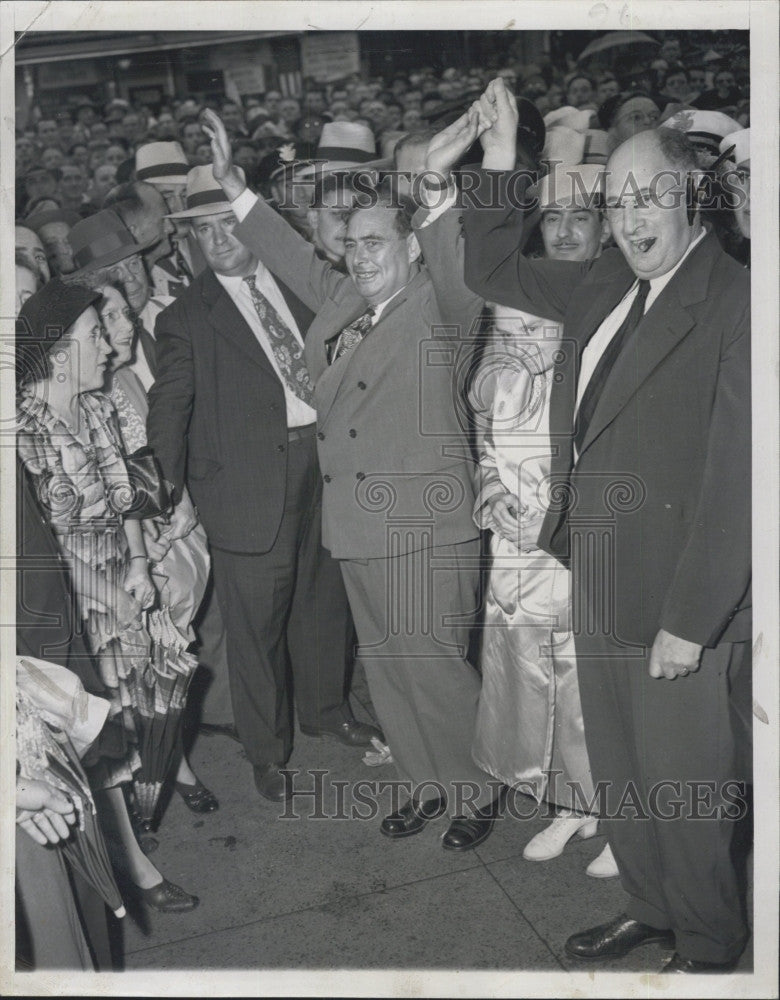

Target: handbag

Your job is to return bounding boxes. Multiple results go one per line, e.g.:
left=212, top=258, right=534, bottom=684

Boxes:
left=123, top=446, right=172, bottom=520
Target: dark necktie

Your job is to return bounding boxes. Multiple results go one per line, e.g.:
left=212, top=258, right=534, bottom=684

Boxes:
left=243, top=274, right=314, bottom=406
left=329, top=308, right=375, bottom=364
left=574, top=280, right=651, bottom=455
left=136, top=322, right=158, bottom=381
left=173, top=244, right=193, bottom=283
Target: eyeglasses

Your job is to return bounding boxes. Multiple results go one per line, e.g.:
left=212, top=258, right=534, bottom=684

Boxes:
left=110, top=256, right=145, bottom=278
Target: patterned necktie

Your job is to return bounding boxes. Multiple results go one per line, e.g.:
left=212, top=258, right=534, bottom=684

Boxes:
left=243, top=274, right=314, bottom=406
left=330, top=308, right=375, bottom=364
left=574, top=280, right=651, bottom=455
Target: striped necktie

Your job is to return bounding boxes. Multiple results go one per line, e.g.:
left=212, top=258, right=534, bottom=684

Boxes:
left=243, top=274, right=314, bottom=406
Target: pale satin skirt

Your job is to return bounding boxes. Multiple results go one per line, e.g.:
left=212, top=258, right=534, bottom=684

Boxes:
left=473, top=534, right=594, bottom=809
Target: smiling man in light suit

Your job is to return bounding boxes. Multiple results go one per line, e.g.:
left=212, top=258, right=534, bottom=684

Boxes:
left=203, top=107, right=504, bottom=851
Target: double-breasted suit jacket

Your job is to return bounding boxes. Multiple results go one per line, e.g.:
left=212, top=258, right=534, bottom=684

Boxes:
left=235, top=195, right=483, bottom=559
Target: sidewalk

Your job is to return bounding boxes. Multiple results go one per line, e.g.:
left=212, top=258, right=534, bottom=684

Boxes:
left=116, top=666, right=753, bottom=977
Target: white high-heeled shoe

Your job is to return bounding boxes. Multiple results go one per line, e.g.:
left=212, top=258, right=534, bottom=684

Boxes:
left=585, top=842, right=619, bottom=878
left=522, top=812, right=599, bottom=861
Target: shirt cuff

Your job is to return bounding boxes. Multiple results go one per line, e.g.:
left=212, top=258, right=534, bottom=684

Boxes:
left=416, top=182, right=459, bottom=228
left=231, top=187, right=258, bottom=222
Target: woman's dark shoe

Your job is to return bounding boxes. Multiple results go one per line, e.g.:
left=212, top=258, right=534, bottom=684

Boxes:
left=175, top=776, right=219, bottom=813
left=138, top=878, right=199, bottom=913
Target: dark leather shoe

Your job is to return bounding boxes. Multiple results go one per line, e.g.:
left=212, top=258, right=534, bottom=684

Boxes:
left=198, top=722, right=241, bottom=743
left=662, top=952, right=737, bottom=974
left=565, top=913, right=675, bottom=961
left=440, top=803, right=497, bottom=852
left=253, top=763, right=292, bottom=802
left=380, top=796, right=447, bottom=839
left=138, top=878, right=199, bottom=913
left=300, top=717, right=384, bottom=747
left=175, top=777, right=219, bottom=813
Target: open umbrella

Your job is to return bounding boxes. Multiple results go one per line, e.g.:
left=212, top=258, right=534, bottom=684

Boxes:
left=577, top=31, right=659, bottom=64
left=15, top=687, right=126, bottom=917
left=131, top=606, right=199, bottom=827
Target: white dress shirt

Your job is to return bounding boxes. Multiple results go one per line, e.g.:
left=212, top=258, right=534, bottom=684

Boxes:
left=215, top=260, right=316, bottom=427
left=575, top=229, right=707, bottom=416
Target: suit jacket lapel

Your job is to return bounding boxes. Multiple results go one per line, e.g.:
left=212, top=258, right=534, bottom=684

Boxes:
left=577, top=232, right=717, bottom=459
left=201, top=270, right=278, bottom=379
left=315, top=272, right=428, bottom=427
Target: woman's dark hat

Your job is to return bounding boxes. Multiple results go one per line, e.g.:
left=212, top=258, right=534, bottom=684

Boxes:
left=16, top=277, right=101, bottom=385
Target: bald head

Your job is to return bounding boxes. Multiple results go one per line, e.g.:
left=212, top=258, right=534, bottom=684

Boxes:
left=605, top=129, right=702, bottom=280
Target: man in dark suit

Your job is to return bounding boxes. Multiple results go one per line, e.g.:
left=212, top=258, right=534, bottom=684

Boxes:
left=461, top=80, right=751, bottom=973
left=146, top=165, right=380, bottom=802
left=202, top=108, right=502, bottom=851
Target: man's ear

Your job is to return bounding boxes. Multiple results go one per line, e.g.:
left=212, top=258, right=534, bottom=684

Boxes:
left=599, top=215, right=612, bottom=247
left=407, top=231, right=421, bottom=263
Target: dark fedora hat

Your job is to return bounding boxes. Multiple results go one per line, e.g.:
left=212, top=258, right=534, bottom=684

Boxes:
left=16, top=277, right=101, bottom=385
left=66, top=209, right=142, bottom=278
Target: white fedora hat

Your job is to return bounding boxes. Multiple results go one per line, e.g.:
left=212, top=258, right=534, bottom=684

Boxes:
left=536, top=163, right=606, bottom=210
left=136, top=141, right=190, bottom=185
left=296, top=121, right=378, bottom=179
left=720, top=128, right=749, bottom=167
left=165, top=163, right=246, bottom=219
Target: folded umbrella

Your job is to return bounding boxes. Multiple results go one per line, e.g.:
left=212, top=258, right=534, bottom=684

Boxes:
left=131, top=606, right=199, bottom=826
left=16, top=688, right=125, bottom=917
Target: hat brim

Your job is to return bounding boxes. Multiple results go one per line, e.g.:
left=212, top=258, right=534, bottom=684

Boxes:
left=67, top=242, right=142, bottom=280
left=165, top=202, right=236, bottom=220
left=295, top=156, right=394, bottom=179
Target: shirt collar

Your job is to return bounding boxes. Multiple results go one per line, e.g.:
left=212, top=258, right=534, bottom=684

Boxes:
left=214, top=258, right=269, bottom=293
left=370, top=284, right=406, bottom=322
left=647, top=227, right=708, bottom=296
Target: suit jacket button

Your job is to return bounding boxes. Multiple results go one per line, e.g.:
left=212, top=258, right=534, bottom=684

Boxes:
left=317, top=431, right=325, bottom=440
left=277, top=444, right=285, bottom=452
left=349, top=429, right=356, bottom=438
left=357, top=380, right=366, bottom=390
left=323, top=474, right=331, bottom=483
left=356, top=471, right=365, bottom=480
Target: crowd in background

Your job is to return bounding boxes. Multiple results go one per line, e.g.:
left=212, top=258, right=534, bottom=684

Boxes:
left=14, top=29, right=753, bottom=975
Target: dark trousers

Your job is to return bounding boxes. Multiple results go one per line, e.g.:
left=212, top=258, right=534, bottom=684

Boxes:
left=575, top=632, right=751, bottom=964
left=211, top=431, right=353, bottom=766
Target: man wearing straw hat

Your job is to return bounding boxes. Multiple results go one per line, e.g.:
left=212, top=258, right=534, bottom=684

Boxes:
left=146, top=164, right=381, bottom=803
left=135, top=140, right=207, bottom=294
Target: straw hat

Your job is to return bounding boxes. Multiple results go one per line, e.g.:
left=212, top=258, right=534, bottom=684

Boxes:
left=719, top=128, right=749, bottom=167
left=165, top=164, right=246, bottom=219
left=135, top=141, right=190, bottom=184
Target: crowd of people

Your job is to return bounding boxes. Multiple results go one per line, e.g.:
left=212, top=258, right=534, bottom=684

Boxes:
left=15, top=31, right=753, bottom=977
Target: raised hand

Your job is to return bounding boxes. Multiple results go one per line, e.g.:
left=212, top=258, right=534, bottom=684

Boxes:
left=479, top=78, right=520, bottom=171
left=425, top=106, right=488, bottom=179
left=200, top=108, right=246, bottom=201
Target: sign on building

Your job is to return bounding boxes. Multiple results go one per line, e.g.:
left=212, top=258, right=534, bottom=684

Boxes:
left=301, top=32, right=360, bottom=83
